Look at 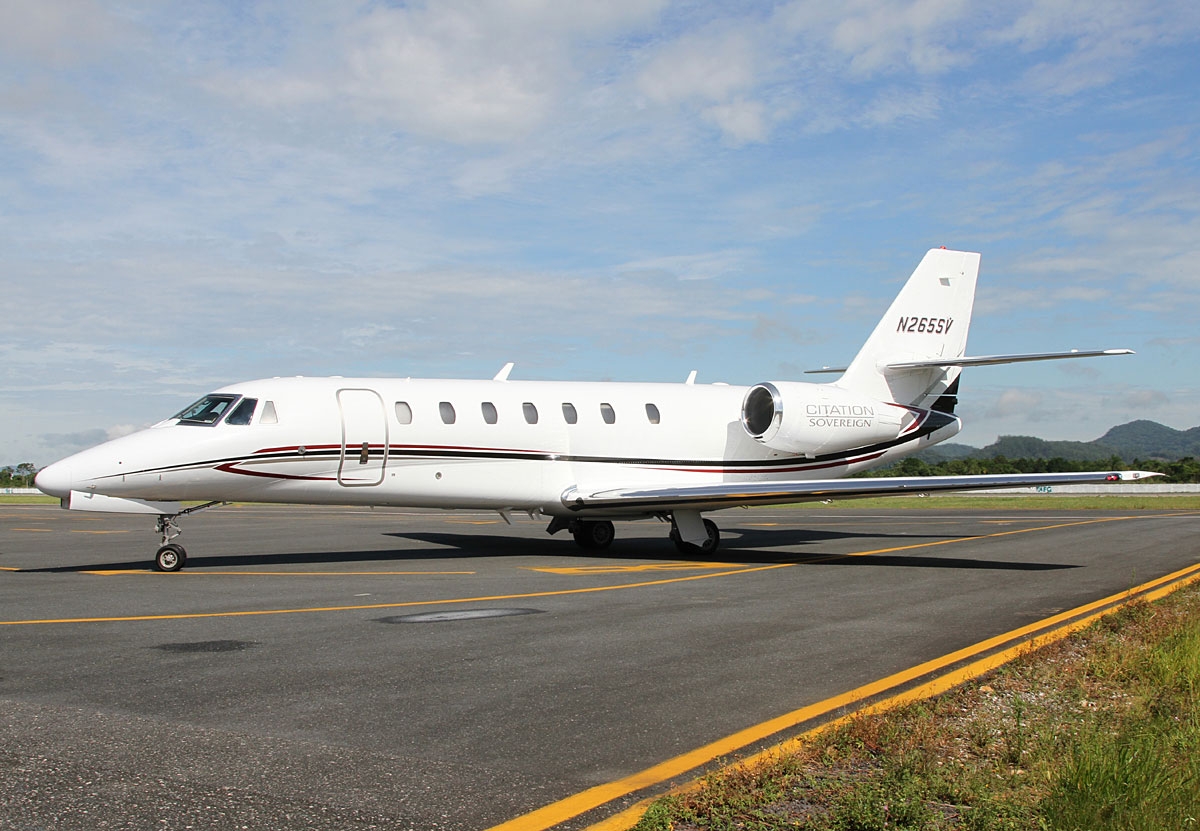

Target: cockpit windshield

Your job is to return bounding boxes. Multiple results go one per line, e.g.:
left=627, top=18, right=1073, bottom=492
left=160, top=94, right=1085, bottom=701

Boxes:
left=173, top=394, right=240, bottom=426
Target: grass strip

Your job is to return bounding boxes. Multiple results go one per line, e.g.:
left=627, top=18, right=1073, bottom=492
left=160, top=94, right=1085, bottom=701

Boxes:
left=632, top=582, right=1200, bottom=831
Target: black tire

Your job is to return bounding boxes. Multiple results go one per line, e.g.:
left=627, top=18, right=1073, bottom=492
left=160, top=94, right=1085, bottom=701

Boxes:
left=154, top=543, right=187, bottom=572
left=670, top=518, right=720, bottom=556
left=572, top=520, right=615, bottom=550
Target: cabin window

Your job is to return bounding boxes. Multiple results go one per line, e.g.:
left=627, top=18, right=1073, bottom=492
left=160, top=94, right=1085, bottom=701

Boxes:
left=226, top=398, right=258, bottom=425
left=600, top=403, right=616, bottom=424
left=174, top=394, right=239, bottom=426
left=261, top=401, right=279, bottom=424
left=440, top=402, right=456, bottom=424
left=481, top=402, right=498, bottom=424
left=523, top=402, right=538, bottom=424
left=645, top=403, right=661, bottom=424
left=395, top=402, right=412, bottom=425
left=562, top=403, right=578, bottom=424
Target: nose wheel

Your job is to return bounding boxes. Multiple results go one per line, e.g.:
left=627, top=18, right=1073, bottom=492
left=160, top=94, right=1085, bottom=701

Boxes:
left=154, top=543, right=187, bottom=572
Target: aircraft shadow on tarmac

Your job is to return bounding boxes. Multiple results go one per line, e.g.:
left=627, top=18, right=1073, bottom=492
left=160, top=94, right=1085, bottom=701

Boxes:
left=23, top=527, right=1079, bottom=573
left=20, top=547, right=482, bottom=574
left=384, top=529, right=1079, bottom=571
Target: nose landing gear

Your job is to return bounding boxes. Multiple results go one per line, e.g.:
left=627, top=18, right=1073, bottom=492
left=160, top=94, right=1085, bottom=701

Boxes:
left=151, top=501, right=227, bottom=572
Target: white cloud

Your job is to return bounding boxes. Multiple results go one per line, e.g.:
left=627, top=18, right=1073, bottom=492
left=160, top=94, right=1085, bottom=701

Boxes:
left=3, top=1, right=1200, bottom=465
left=781, top=0, right=973, bottom=76
left=987, top=388, right=1043, bottom=418
left=616, top=250, right=754, bottom=283
left=995, top=0, right=1200, bottom=97
left=702, top=99, right=768, bottom=145
left=637, top=30, right=759, bottom=105
left=209, top=0, right=667, bottom=146
left=0, top=0, right=132, bottom=68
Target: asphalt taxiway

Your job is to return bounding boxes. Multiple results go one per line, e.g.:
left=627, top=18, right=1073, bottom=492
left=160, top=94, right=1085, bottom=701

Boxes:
left=2, top=503, right=1198, bottom=830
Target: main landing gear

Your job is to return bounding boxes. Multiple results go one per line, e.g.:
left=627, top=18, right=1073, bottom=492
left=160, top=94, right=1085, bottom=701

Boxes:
left=151, top=501, right=226, bottom=572
left=546, top=513, right=722, bottom=555
left=571, top=519, right=616, bottom=550
left=670, top=518, right=720, bottom=556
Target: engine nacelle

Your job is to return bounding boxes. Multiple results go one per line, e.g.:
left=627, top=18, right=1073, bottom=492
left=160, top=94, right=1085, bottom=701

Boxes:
left=741, top=382, right=910, bottom=456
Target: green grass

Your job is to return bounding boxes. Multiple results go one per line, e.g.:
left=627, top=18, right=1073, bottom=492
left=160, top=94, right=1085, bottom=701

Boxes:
left=0, top=494, right=58, bottom=504
left=632, top=583, right=1200, bottom=831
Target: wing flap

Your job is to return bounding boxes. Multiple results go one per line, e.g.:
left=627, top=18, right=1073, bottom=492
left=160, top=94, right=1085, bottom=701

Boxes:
left=562, top=471, right=1159, bottom=513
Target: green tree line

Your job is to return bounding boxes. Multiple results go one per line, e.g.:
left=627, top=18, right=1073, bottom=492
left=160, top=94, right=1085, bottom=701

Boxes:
left=861, top=455, right=1200, bottom=483
left=1, top=463, right=37, bottom=488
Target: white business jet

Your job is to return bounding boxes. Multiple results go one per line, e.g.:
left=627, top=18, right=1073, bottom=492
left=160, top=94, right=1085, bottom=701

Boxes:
left=36, top=248, right=1149, bottom=571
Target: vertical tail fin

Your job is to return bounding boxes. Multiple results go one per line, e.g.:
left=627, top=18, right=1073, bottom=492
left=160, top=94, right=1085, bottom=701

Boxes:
left=835, top=248, right=980, bottom=407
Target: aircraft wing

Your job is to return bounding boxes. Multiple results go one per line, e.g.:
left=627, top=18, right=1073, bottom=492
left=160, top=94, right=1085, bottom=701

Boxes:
left=561, top=470, right=1158, bottom=514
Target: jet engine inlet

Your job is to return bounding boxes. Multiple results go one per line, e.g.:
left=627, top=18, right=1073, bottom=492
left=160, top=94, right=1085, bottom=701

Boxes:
left=742, top=383, right=782, bottom=438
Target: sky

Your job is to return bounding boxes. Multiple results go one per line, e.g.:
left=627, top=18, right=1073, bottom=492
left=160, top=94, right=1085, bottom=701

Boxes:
left=2, top=0, right=1199, bottom=467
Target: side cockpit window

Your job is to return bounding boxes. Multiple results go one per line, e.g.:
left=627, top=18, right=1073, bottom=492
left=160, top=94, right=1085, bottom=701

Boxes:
left=226, top=398, right=258, bottom=425
left=261, top=401, right=279, bottom=424
left=174, top=394, right=239, bottom=426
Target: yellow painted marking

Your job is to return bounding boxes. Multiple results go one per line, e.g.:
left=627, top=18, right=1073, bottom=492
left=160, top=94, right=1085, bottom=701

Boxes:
left=83, top=570, right=476, bottom=577
left=10, top=528, right=52, bottom=532
left=529, top=562, right=738, bottom=575
left=0, top=566, right=21, bottom=571
left=556, top=560, right=1200, bottom=831
left=0, top=563, right=792, bottom=625
left=743, top=523, right=779, bottom=527
left=484, top=515, right=1197, bottom=831
left=0, top=514, right=1155, bottom=626
left=69, top=530, right=133, bottom=535
left=831, top=514, right=1135, bottom=560
left=447, top=520, right=500, bottom=525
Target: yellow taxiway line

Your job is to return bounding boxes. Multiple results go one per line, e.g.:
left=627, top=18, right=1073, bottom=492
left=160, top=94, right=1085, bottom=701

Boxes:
left=0, top=563, right=794, bottom=626
left=582, top=558, right=1200, bottom=831
left=0, top=514, right=1162, bottom=627
left=479, top=520, right=1199, bottom=831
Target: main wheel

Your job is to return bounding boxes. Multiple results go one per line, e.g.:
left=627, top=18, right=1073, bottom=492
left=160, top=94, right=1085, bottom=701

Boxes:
left=154, top=543, right=187, bottom=572
left=670, top=519, right=720, bottom=556
left=571, top=520, right=615, bottom=550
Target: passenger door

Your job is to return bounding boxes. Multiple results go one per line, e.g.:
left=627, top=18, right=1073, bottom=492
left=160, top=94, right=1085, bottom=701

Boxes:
left=337, top=388, right=388, bottom=486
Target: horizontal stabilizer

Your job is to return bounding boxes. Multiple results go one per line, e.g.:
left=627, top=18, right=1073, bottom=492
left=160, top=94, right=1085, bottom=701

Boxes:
left=808, top=348, right=1134, bottom=374
left=884, top=349, right=1134, bottom=370
left=562, top=470, right=1160, bottom=514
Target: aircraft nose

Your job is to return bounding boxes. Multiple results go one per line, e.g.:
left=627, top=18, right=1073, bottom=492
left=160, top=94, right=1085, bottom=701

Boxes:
left=34, top=461, right=73, bottom=499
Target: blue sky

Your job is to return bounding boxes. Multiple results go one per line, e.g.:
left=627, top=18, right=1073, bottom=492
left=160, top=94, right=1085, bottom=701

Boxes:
left=3, top=0, right=1199, bottom=466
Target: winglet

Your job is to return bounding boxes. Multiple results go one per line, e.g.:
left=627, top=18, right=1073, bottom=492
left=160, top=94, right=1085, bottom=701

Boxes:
left=493, top=362, right=515, bottom=381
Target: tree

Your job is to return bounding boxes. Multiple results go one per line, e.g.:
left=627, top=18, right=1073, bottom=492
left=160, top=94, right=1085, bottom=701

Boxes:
left=1, top=464, right=37, bottom=488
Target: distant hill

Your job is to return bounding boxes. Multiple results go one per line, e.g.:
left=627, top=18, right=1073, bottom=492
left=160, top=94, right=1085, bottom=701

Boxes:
left=1095, top=420, right=1200, bottom=460
left=914, top=420, right=1199, bottom=463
